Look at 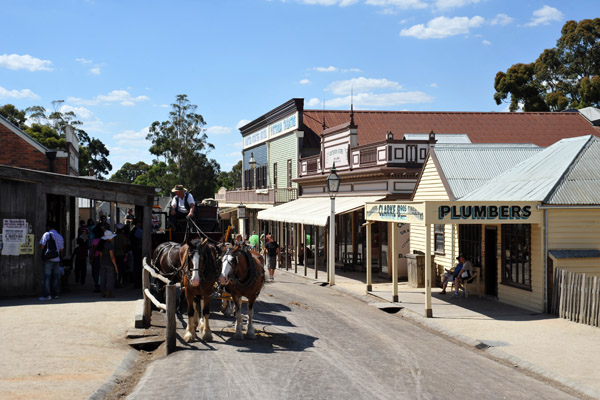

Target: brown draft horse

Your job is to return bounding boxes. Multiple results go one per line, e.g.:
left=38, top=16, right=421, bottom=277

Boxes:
left=219, top=245, right=265, bottom=339
left=152, top=238, right=218, bottom=342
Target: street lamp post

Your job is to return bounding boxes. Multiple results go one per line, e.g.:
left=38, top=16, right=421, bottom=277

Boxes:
left=248, top=152, right=256, bottom=189
left=326, top=163, right=340, bottom=285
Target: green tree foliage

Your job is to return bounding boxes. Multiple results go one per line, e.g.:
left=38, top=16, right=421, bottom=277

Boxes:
left=0, top=104, right=27, bottom=129
left=132, top=161, right=175, bottom=195
left=494, top=18, right=600, bottom=111
left=0, top=102, right=111, bottom=178
left=109, top=161, right=152, bottom=183
left=217, top=160, right=242, bottom=189
left=146, top=94, right=220, bottom=199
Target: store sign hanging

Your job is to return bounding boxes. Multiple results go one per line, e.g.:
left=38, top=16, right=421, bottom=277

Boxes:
left=365, top=202, right=425, bottom=224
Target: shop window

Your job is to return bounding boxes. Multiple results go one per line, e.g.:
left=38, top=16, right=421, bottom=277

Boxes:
left=459, top=224, right=482, bottom=267
left=287, top=159, right=292, bottom=188
left=434, top=224, right=445, bottom=254
left=501, top=224, right=531, bottom=290
left=273, top=163, right=278, bottom=188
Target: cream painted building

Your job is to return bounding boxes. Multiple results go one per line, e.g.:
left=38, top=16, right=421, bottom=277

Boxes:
left=366, top=135, right=600, bottom=315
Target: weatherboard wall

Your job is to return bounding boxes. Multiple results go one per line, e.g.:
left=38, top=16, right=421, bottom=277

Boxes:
left=547, top=209, right=600, bottom=250
left=269, top=132, right=298, bottom=189
left=410, top=159, right=456, bottom=274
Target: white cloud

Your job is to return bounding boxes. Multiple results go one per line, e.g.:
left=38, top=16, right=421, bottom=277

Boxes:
left=206, top=126, right=232, bottom=135
left=299, top=79, right=312, bottom=85
left=490, top=13, right=514, bottom=26
left=68, top=90, right=150, bottom=106
left=159, top=104, right=169, bottom=108
left=236, top=119, right=251, bottom=130
left=326, top=91, right=433, bottom=107
left=342, top=67, right=362, bottom=73
left=365, top=0, right=427, bottom=10
left=400, top=16, right=484, bottom=39
left=307, top=98, right=321, bottom=107
left=482, top=39, right=492, bottom=45
left=0, top=86, right=39, bottom=99
left=327, top=77, right=402, bottom=95
left=430, top=83, right=438, bottom=88
left=75, top=58, right=93, bottom=64
left=434, top=0, right=479, bottom=11
left=60, top=105, right=97, bottom=121
left=0, top=54, right=53, bottom=71
left=107, top=145, right=153, bottom=174
left=292, top=0, right=359, bottom=5
left=225, top=151, right=242, bottom=157
left=90, top=66, right=101, bottom=75
left=525, top=5, right=563, bottom=27
left=233, top=141, right=243, bottom=149
left=313, top=66, right=338, bottom=72
left=113, top=127, right=151, bottom=147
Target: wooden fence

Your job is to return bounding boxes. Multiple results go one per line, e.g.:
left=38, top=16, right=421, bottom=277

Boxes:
left=552, top=269, right=600, bottom=327
left=142, top=257, right=177, bottom=354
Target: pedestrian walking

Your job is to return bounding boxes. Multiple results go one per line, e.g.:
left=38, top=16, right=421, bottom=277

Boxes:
left=39, top=222, right=64, bottom=300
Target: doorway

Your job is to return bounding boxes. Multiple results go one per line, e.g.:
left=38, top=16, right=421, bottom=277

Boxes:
left=485, top=227, right=498, bottom=297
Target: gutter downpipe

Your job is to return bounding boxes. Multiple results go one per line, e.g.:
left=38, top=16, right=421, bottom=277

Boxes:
left=543, top=208, right=548, bottom=313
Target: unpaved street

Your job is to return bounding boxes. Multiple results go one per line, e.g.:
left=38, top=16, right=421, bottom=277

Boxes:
left=127, top=273, right=578, bottom=399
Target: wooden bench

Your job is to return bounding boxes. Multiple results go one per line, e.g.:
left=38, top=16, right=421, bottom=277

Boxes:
left=452, top=267, right=481, bottom=298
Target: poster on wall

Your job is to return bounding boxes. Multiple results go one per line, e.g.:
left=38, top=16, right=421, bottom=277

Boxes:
left=2, top=219, right=28, bottom=256
left=19, top=234, right=35, bottom=255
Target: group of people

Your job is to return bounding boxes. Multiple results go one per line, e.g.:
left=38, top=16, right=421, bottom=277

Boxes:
left=233, top=231, right=281, bottom=282
left=39, top=212, right=144, bottom=301
left=440, top=254, right=473, bottom=297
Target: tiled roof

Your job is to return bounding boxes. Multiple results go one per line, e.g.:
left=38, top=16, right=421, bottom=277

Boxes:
left=302, top=110, right=600, bottom=147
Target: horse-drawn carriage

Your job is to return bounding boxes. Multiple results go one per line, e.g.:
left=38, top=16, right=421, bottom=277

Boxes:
left=149, top=199, right=265, bottom=343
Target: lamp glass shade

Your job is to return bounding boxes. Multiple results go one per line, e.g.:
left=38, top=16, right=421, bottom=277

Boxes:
left=326, top=166, right=340, bottom=196
left=248, top=153, right=256, bottom=170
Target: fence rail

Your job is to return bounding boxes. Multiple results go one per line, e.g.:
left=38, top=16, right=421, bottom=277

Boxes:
left=142, top=257, right=177, bottom=354
left=552, top=268, right=600, bottom=327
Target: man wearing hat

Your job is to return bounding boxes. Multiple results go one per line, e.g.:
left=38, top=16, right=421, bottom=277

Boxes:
left=170, top=184, right=195, bottom=231
left=454, top=254, right=473, bottom=296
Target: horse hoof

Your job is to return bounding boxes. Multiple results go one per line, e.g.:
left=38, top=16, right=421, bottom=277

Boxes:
left=201, top=332, right=213, bottom=342
left=234, top=332, right=244, bottom=340
left=246, top=332, right=256, bottom=340
left=183, top=332, right=194, bottom=342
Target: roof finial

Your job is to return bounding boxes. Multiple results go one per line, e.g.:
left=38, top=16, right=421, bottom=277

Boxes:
left=350, top=86, right=355, bottom=127
left=322, top=99, right=326, bottom=133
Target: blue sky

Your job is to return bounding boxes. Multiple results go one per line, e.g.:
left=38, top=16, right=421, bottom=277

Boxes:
left=0, top=1, right=595, bottom=175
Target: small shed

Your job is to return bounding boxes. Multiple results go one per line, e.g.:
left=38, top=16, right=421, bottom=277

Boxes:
left=0, top=165, right=157, bottom=297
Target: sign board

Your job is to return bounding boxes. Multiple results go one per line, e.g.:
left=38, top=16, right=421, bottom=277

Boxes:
left=324, top=143, right=349, bottom=169
left=1, top=219, right=29, bottom=256
left=365, top=202, right=425, bottom=224
left=243, top=112, right=299, bottom=149
left=424, top=201, right=542, bottom=225
left=365, top=201, right=542, bottom=225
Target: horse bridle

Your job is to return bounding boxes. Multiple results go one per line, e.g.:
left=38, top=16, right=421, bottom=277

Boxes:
left=185, top=242, right=215, bottom=283
left=223, top=247, right=259, bottom=288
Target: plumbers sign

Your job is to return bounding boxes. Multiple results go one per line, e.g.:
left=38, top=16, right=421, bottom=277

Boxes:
left=426, top=202, right=542, bottom=225
left=366, top=201, right=542, bottom=225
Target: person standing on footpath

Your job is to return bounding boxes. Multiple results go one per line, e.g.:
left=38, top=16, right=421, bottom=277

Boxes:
left=129, top=219, right=143, bottom=288
left=73, top=234, right=89, bottom=285
left=263, top=235, right=281, bottom=282
left=98, top=230, right=118, bottom=298
left=113, top=223, right=130, bottom=287
left=39, top=222, right=64, bottom=301
left=89, top=225, right=104, bottom=293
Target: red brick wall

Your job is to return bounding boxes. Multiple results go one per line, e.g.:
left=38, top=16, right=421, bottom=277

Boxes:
left=0, top=124, right=68, bottom=173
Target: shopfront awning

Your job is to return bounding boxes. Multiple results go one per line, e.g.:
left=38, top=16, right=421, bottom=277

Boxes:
left=257, top=196, right=385, bottom=226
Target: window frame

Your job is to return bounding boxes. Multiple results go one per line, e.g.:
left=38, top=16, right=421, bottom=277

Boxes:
left=501, top=224, right=532, bottom=290
left=434, top=224, right=445, bottom=254
left=273, top=162, right=278, bottom=188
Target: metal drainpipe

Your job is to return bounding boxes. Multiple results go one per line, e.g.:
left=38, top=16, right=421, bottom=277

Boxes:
left=544, top=209, right=548, bottom=313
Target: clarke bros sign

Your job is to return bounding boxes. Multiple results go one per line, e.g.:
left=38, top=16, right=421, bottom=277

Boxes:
left=366, top=201, right=542, bottom=225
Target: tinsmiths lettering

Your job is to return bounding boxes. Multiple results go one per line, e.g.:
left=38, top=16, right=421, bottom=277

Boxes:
left=438, top=205, right=532, bottom=221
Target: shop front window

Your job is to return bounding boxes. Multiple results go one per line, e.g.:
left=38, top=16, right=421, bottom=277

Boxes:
left=501, top=224, right=531, bottom=290
left=434, top=224, right=445, bottom=254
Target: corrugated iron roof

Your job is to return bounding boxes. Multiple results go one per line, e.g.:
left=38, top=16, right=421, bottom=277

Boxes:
left=302, top=109, right=600, bottom=148
left=403, top=133, right=471, bottom=143
left=549, top=250, right=600, bottom=259
left=432, top=144, right=542, bottom=200
left=462, top=135, right=600, bottom=204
